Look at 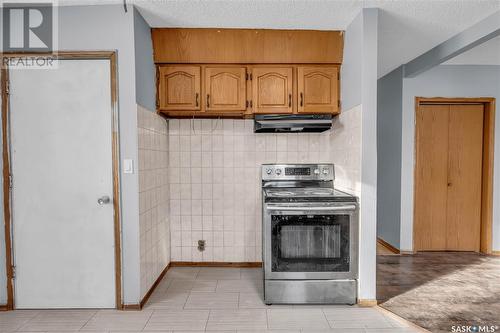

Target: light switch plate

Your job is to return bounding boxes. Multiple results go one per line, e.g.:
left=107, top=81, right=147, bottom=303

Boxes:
left=123, top=159, right=134, bottom=174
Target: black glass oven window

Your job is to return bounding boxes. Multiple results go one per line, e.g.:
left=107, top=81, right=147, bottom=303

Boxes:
left=280, top=225, right=341, bottom=259
left=271, top=214, right=350, bottom=272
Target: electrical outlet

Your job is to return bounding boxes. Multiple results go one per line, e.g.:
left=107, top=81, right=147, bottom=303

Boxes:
left=198, top=240, right=206, bottom=252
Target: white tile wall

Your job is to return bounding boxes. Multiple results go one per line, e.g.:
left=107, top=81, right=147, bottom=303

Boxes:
left=168, top=109, right=361, bottom=263
left=137, top=105, right=170, bottom=298
left=330, top=105, right=362, bottom=195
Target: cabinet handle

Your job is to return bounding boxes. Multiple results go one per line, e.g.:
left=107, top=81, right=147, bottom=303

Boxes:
left=300, top=92, right=304, bottom=107
left=195, top=93, right=199, bottom=107
left=288, top=93, right=292, bottom=107
left=207, top=94, right=210, bottom=108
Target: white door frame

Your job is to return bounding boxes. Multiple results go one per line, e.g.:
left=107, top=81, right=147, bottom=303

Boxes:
left=1, top=51, right=122, bottom=310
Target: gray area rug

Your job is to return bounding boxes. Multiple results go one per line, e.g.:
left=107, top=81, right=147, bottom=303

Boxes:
left=377, top=252, right=500, bottom=333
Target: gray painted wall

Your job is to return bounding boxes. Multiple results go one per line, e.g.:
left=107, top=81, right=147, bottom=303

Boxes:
left=133, top=7, right=156, bottom=112
left=400, top=65, right=500, bottom=251
left=359, top=8, right=379, bottom=301
left=0, top=5, right=143, bottom=305
left=376, top=66, right=403, bottom=248
left=340, top=12, right=362, bottom=111
left=340, top=8, right=379, bottom=300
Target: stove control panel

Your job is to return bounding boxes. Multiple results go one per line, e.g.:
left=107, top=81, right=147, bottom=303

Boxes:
left=262, top=164, right=335, bottom=181
left=285, top=167, right=311, bottom=176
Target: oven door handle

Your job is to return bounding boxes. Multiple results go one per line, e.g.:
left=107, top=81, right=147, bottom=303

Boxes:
left=266, top=204, right=357, bottom=212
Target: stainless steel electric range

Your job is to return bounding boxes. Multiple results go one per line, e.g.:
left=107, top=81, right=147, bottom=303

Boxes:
left=262, top=164, right=359, bottom=305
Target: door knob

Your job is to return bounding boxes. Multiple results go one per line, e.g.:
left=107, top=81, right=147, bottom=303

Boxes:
left=97, top=196, right=111, bottom=205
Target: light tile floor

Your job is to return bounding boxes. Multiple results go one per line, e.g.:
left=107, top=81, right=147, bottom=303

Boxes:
left=0, top=267, right=424, bottom=333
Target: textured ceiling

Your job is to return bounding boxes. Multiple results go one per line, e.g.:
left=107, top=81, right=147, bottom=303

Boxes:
left=444, top=35, right=500, bottom=65
left=59, top=0, right=500, bottom=77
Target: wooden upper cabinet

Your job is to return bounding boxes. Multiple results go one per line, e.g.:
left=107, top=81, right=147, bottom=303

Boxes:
left=158, top=65, right=201, bottom=111
left=252, top=67, right=293, bottom=114
left=152, top=29, right=343, bottom=64
left=297, top=66, right=339, bottom=114
left=205, top=67, right=246, bottom=111
left=153, top=29, right=344, bottom=117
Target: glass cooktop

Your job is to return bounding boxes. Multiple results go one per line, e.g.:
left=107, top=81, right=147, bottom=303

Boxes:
left=263, top=187, right=357, bottom=202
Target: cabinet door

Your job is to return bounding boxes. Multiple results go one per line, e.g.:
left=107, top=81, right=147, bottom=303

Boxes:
left=205, top=67, right=246, bottom=111
left=252, top=67, right=293, bottom=114
left=158, top=65, right=201, bottom=111
left=297, top=66, right=339, bottom=114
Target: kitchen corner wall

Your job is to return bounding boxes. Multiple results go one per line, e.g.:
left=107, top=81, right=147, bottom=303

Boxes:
left=341, top=8, right=379, bottom=301
left=137, top=106, right=170, bottom=298
left=331, top=105, right=362, bottom=195
left=168, top=116, right=361, bottom=263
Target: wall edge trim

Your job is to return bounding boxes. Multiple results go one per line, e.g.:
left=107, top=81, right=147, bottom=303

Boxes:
left=170, top=262, right=262, bottom=268
left=357, top=299, right=378, bottom=307
left=377, top=238, right=400, bottom=254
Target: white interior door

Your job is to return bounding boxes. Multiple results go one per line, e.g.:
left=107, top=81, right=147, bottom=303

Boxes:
left=9, top=59, right=116, bottom=308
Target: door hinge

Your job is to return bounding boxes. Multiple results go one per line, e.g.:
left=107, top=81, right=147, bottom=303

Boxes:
left=5, top=81, right=10, bottom=95
left=11, top=265, right=15, bottom=279
left=9, top=175, right=12, bottom=189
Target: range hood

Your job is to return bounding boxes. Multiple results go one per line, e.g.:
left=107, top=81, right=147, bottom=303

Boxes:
left=254, top=114, right=332, bottom=133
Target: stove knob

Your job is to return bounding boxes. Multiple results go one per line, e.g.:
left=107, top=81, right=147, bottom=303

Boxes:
left=322, top=169, right=329, bottom=175
left=314, top=169, right=320, bottom=175
left=266, top=168, right=273, bottom=175
left=275, top=168, right=282, bottom=175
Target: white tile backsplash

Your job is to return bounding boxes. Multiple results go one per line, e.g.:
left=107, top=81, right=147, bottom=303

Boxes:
left=168, top=108, right=361, bottom=263
left=138, top=105, right=170, bottom=298
left=330, top=105, right=362, bottom=195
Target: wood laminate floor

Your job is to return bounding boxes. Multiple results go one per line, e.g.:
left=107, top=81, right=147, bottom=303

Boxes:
left=377, top=252, right=500, bottom=333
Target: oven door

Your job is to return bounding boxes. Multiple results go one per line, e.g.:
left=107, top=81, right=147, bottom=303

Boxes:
left=264, top=202, right=358, bottom=280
